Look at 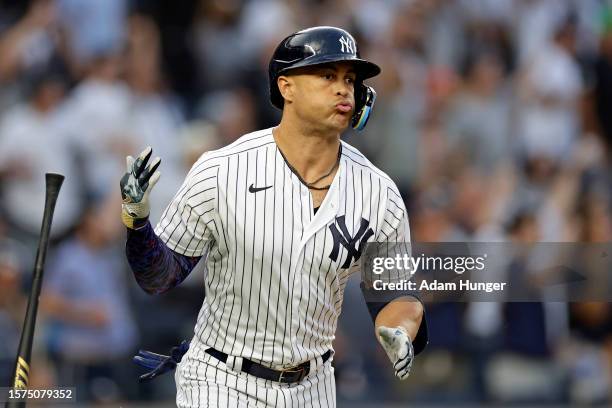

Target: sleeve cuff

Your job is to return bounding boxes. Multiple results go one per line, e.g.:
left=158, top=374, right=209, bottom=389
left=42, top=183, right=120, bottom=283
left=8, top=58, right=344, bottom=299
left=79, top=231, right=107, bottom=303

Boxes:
left=360, top=283, right=429, bottom=355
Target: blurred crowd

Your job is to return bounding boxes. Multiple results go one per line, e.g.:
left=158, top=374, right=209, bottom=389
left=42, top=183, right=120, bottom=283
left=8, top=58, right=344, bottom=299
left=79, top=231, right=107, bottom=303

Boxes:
left=0, top=0, right=612, bottom=405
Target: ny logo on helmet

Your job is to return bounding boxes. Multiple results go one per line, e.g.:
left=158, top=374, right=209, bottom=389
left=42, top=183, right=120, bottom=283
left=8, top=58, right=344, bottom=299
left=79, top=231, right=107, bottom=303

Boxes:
left=339, top=36, right=355, bottom=54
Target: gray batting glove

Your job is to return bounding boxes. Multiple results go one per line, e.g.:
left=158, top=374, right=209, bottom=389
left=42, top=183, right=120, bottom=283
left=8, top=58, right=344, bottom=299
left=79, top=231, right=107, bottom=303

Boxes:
left=120, top=146, right=161, bottom=229
left=377, top=326, right=414, bottom=380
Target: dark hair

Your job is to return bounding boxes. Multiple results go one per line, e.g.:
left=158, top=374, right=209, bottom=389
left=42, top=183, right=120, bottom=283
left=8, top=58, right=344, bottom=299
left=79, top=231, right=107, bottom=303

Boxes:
left=23, top=57, right=71, bottom=99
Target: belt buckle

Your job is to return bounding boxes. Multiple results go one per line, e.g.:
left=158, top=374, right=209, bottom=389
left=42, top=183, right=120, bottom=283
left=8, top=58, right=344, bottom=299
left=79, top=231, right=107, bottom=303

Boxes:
left=278, top=366, right=305, bottom=383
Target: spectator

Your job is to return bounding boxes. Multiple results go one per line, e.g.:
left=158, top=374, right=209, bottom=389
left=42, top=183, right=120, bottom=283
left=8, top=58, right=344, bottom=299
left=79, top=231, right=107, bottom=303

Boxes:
left=486, top=210, right=567, bottom=404
left=446, top=51, right=512, bottom=172
left=56, top=0, right=127, bottom=72
left=567, top=302, right=612, bottom=404
left=594, top=13, right=612, bottom=154
left=41, top=203, right=138, bottom=403
left=0, top=0, right=61, bottom=116
left=0, top=63, right=82, bottom=243
left=517, top=18, right=584, bottom=162
left=196, top=87, right=257, bottom=145
left=124, top=14, right=186, bottom=224
left=59, top=50, right=135, bottom=198
left=0, top=220, right=27, bottom=386
left=191, top=0, right=248, bottom=92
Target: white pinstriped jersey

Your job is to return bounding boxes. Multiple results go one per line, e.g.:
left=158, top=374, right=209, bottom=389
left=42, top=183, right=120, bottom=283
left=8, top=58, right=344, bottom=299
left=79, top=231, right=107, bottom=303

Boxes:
left=155, top=127, right=410, bottom=370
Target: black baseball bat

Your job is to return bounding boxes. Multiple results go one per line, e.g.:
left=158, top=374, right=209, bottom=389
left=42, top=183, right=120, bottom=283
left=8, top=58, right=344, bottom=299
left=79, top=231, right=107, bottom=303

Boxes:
left=7, top=173, right=64, bottom=408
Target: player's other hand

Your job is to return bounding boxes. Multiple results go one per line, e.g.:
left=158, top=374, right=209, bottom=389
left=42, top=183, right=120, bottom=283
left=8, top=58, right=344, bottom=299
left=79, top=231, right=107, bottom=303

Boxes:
left=377, top=326, right=414, bottom=380
left=133, top=340, right=189, bottom=382
left=120, top=146, right=161, bottom=229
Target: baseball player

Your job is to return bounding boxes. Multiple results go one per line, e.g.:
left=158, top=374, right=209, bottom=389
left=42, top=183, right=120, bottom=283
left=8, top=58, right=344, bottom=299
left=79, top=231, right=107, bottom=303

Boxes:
left=121, top=26, right=428, bottom=407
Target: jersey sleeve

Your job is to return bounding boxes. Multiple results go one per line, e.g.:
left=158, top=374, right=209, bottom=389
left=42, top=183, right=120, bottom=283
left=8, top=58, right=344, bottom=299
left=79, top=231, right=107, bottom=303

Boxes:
left=362, top=183, right=429, bottom=355
left=374, top=185, right=412, bottom=283
left=154, top=155, right=218, bottom=257
left=376, top=185, right=410, bottom=244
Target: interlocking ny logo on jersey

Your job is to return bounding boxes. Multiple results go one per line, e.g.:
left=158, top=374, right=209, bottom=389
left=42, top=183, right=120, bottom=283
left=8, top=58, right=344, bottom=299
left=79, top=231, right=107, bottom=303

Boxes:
left=339, top=36, right=355, bottom=54
left=329, top=216, right=373, bottom=268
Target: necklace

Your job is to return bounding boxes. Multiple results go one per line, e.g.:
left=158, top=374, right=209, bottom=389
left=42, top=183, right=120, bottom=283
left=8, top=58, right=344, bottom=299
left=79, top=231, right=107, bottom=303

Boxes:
left=278, top=144, right=342, bottom=191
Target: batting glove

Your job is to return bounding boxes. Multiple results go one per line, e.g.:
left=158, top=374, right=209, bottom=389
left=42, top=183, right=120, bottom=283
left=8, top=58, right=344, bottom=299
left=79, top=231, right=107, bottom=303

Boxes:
left=133, top=340, right=189, bottom=382
left=120, top=146, right=161, bottom=229
left=377, top=326, right=414, bottom=380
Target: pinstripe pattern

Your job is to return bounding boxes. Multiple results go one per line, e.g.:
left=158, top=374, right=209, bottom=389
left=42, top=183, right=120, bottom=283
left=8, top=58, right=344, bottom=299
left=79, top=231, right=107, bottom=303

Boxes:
left=155, top=128, right=410, bottom=406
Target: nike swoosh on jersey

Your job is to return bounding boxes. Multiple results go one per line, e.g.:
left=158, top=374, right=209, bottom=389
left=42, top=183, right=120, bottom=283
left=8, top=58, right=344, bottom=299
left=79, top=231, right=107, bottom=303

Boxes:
left=248, top=184, right=273, bottom=193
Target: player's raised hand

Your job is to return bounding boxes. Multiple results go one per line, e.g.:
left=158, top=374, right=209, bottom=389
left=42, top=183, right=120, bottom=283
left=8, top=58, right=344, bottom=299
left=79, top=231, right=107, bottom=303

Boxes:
left=120, top=146, right=161, bottom=229
left=377, top=326, right=414, bottom=380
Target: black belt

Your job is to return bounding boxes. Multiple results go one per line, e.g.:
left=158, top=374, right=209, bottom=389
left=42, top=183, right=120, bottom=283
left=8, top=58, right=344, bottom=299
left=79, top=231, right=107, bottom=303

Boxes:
left=205, top=348, right=332, bottom=384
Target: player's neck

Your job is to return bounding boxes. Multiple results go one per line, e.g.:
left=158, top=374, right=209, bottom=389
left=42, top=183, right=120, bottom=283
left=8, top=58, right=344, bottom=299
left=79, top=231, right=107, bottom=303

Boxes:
left=273, top=120, right=340, bottom=181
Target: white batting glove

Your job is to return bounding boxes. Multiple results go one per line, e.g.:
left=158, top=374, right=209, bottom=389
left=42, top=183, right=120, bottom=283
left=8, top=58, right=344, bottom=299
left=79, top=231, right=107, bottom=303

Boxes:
left=120, top=146, right=161, bottom=229
left=377, top=326, right=414, bottom=380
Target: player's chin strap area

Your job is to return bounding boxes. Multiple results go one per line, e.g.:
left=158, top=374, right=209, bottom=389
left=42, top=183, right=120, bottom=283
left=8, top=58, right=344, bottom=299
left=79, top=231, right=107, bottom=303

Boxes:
left=351, top=85, right=377, bottom=131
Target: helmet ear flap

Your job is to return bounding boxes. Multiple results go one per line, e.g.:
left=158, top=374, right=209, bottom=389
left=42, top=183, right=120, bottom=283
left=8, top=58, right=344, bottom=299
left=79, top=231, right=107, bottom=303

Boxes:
left=270, top=77, right=284, bottom=109
left=351, top=84, right=377, bottom=131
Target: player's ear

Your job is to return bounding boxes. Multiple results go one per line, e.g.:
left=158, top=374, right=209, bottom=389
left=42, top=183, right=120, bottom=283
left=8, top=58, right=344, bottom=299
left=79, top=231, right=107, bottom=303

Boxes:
left=277, top=75, right=295, bottom=105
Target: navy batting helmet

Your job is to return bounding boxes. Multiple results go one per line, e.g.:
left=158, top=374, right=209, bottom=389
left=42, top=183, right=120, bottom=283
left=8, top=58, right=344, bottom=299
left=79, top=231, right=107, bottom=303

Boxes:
left=269, top=26, right=381, bottom=130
